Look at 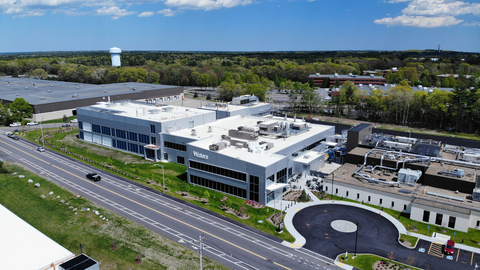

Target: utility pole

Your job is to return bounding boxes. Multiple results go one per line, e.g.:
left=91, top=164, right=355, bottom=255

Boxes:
left=154, top=164, right=165, bottom=193
left=194, top=235, right=206, bottom=270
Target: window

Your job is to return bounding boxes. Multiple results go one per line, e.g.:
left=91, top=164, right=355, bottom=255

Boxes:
left=190, top=175, right=246, bottom=199
left=151, top=136, right=156, bottom=145
left=139, top=146, right=144, bottom=155
left=379, top=198, right=383, bottom=205
left=116, top=140, right=127, bottom=150
left=139, top=134, right=149, bottom=144
left=189, top=160, right=246, bottom=182
left=164, top=141, right=187, bottom=151
left=116, top=129, right=126, bottom=139
left=164, top=153, right=168, bottom=160
left=101, top=126, right=111, bottom=135
left=276, top=168, right=287, bottom=183
left=346, top=191, right=349, bottom=197
left=423, top=211, right=430, bottom=222
left=250, top=175, right=259, bottom=202
left=357, top=193, right=360, bottom=199
left=177, top=156, right=185, bottom=164
left=335, top=188, right=338, bottom=194
left=128, top=143, right=138, bottom=153
left=127, top=131, right=138, bottom=141
left=325, top=186, right=328, bottom=192
left=404, top=204, right=407, bottom=211
left=435, top=213, right=443, bottom=226
left=92, top=124, right=101, bottom=133
left=368, top=196, right=371, bottom=202
left=391, top=201, right=395, bottom=207
left=448, top=216, right=456, bottom=228
left=79, top=121, right=83, bottom=129
left=477, top=220, right=480, bottom=227
left=150, top=124, right=156, bottom=133
left=79, top=131, right=84, bottom=140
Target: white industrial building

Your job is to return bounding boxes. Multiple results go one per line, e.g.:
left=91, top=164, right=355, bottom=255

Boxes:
left=76, top=100, right=335, bottom=205
left=0, top=204, right=75, bottom=270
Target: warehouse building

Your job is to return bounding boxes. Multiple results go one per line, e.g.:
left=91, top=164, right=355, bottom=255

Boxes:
left=308, top=73, right=386, bottom=87
left=0, top=76, right=183, bottom=121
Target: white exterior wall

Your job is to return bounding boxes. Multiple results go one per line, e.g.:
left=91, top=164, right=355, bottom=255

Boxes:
left=323, top=179, right=413, bottom=213
left=33, top=109, right=75, bottom=122
left=411, top=203, right=470, bottom=232
left=111, top=54, right=121, bottom=67
left=469, top=210, right=480, bottom=229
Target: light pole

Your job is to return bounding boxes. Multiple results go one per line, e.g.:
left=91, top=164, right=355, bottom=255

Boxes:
left=331, top=173, right=335, bottom=200
left=154, top=164, right=165, bottom=193
left=194, top=235, right=206, bottom=270
left=39, top=111, right=45, bottom=148
left=354, top=220, right=359, bottom=258
left=334, top=244, right=348, bottom=260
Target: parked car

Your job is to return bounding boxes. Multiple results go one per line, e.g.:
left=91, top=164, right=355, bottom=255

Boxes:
left=9, top=122, right=21, bottom=127
left=86, top=173, right=101, bottom=181
left=62, top=123, right=71, bottom=127
left=70, top=119, right=78, bottom=123
left=27, top=122, right=38, bottom=126
left=445, top=240, right=455, bottom=255
left=37, top=147, right=45, bottom=152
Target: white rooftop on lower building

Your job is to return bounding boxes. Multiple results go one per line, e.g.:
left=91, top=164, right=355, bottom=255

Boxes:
left=81, top=100, right=212, bottom=122
left=174, top=115, right=334, bottom=167
left=0, top=204, right=75, bottom=270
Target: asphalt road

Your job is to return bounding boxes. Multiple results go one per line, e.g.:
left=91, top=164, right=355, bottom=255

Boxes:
left=0, top=133, right=340, bottom=270
left=293, top=204, right=480, bottom=270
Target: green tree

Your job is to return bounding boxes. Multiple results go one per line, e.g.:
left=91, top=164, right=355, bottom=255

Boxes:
left=245, top=83, right=268, bottom=101
left=338, top=81, right=359, bottom=118
left=62, top=115, right=68, bottom=123
left=426, top=89, right=449, bottom=129
left=10, top=98, right=33, bottom=122
left=197, top=73, right=210, bottom=89
left=387, top=81, right=414, bottom=125
left=31, top=68, right=48, bottom=79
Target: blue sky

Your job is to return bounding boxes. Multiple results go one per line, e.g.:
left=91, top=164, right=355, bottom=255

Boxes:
left=0, top=0, right=479, bottom=53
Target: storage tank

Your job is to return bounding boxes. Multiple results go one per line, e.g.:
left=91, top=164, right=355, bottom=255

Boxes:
left=109, top=47, right=122, bottom=67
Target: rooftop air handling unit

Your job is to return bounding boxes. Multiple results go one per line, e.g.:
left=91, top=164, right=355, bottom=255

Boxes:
left=397, top=168, right=422, bottom=186
left=109, top=47, right=122, bottom=67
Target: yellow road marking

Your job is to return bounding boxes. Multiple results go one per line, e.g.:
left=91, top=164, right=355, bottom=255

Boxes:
left=2, top=141, right=293, bottom=270
left=457, top=249, right=460, bottom=261
left=296, top=209, right=300, bottom=211
left=471, top=251, right=475, bottom=265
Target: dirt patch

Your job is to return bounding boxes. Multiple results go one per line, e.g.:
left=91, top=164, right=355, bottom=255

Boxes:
left=284, top=191, right=302, bottom=201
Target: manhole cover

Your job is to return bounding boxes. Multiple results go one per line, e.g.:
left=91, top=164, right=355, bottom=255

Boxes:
left=331, top=220, right=357, bottom=233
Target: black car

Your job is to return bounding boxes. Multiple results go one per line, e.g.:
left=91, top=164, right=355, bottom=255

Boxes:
left=11, top=135, right=19, bottom=140
left=86, top=173, right=101, bottom=181
left=62, top=123, right=71, bottom=127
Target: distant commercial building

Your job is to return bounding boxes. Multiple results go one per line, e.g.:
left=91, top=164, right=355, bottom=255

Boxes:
left=109, top=47, right=122, bottom=67
left=362, top=67, right=400, bottom=77
left=308, top=73, right=386, bottom=87
left=199, top=95, right=271, bottom=119
left=0, top=77, right=183, bottom=121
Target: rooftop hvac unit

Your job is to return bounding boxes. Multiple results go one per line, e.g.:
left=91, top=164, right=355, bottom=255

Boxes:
left=228, top=129, right=258, bottom=141
left=191, top=129, right=197, bottom=136
left=291, top=123, right=307, bottom=130
left=221, top=135, right=231, bottom=140
left=209, top=142, right=228, bottom=152
left=167, top=127, right=172, bottom=134
left=208, top=126, right=212, bottom=133
left=397, top=168, right=422, bottom=186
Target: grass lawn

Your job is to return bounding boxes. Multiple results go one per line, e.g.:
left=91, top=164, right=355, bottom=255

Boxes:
left=23, top=128, right=295, bottom=243
left=338, top=254, right=420, bottom=270
left=0, top=164, right=225, bottom=269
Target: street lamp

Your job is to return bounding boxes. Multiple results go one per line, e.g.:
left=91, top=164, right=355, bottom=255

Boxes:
left=38, top=111, right=45, bottom=148
left=154, top=164, right=165, bottom=193
left=331, top=173, right=335, bottom=200
left=334, top=244, right=348, bottom=260
left=354, top=220, right=359, bottom=258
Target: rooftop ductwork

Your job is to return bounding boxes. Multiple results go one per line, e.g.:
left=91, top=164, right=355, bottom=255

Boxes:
left=228, top=129, right=258, bottom=141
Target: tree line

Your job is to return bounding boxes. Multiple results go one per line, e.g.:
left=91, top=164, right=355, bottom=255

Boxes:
left=0, top=51, right=479, bottom=134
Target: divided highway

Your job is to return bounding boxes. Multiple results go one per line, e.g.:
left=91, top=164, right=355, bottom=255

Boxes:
left=0, top=134, right=341, bottom=270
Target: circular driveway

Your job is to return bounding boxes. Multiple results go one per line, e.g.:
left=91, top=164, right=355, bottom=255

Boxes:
left=292, top=204, right=403, bottom=259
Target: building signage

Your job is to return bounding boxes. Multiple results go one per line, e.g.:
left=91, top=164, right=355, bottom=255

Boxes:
left=193, top=151, right=208, bottom=160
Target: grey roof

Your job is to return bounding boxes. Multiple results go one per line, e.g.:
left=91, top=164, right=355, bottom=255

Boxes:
left=0, top=76, right=179, bottom=105
left=346, top=84, right=454, bottom=95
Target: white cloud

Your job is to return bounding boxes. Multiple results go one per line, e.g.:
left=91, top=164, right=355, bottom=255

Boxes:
left=164, top=0, right=253, bottom=11
left=95, top=6, right=135, bottom=19
left=374, top=14, right=463, bottom=27
left=138, top=11, right=155, bottom=17
left=377, top=0, right=479, bottom=28
left=13, top=10, right=45, bottom=18
left=463, top=21, right=480, bottom=26
left=157, top=8, right=176, bottom=16
left=402, top=0, right=480, bottom=17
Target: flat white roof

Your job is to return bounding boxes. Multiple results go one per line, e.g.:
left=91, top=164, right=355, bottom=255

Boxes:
left=176, top=115, right=334, bottom=167
left=0, top=204, right=74, bottom=270
left=200, top=101, right=269, bottom=112
left=80, top=100, right=212, bottom=122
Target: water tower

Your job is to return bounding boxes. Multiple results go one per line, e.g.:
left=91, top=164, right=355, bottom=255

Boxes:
left=109, top=47, right=122, bottom=67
